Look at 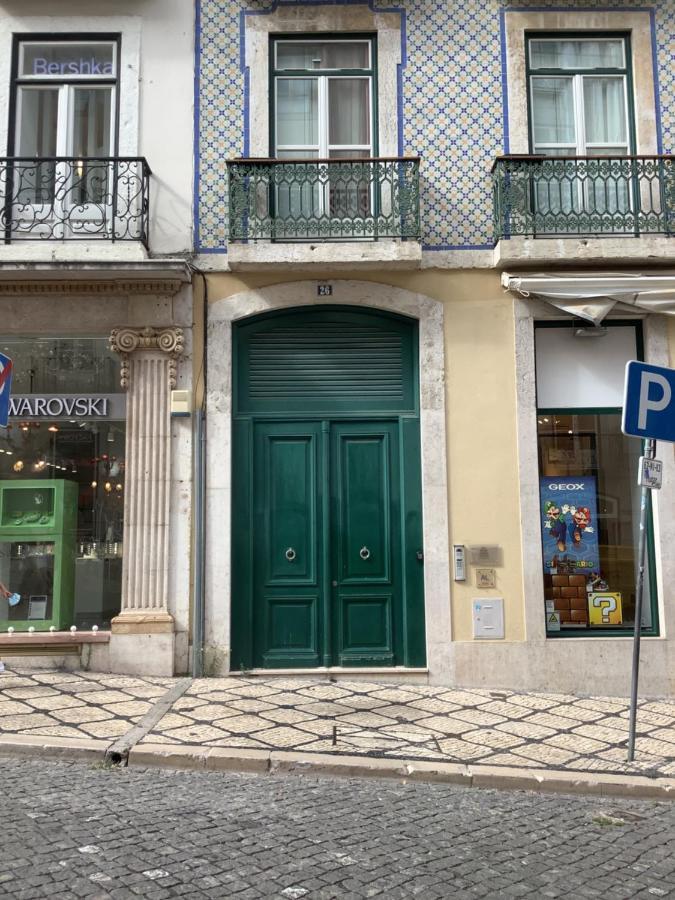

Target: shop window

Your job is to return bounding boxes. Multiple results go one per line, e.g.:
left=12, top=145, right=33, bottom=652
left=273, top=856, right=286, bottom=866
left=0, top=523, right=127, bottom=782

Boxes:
left=0, top=338, right=124, bottom=632
left=535, top=322, right=658, bottom=636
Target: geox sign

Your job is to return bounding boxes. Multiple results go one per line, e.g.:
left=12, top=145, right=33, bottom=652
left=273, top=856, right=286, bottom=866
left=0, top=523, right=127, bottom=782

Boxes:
left=8, top=394, right=126, bottom=420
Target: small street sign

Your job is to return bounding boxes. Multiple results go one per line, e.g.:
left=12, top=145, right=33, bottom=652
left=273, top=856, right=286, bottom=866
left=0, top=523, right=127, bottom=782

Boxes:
left=0, top=353, right=13, bottom=428
left=639, top=456, right=663, bottom=489
left=622, top=360, right=675, bottom=443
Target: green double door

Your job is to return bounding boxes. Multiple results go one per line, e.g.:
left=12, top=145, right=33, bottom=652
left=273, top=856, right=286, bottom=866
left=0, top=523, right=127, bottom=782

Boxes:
left=231, top=307, right=425, bottom=670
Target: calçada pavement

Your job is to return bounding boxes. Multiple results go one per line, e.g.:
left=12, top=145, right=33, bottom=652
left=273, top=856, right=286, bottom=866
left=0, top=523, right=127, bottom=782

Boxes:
left=1, top=667, right=675, bottom=797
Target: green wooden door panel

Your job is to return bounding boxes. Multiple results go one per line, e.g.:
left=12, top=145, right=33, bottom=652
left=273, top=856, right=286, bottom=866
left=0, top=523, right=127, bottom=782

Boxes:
left=340, top=595, right=392, bottom=658
left=331, top=422, right=400, bottom=666
left=231, top=307, right=426, bottom=671
left=335, top=431, right=391, bottom=584
left=254, top=422, right=323, bottom=668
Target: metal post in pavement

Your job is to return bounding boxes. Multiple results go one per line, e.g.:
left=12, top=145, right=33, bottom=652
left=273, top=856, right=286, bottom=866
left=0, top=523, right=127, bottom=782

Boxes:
left=627, top=437, right=655, bottom=763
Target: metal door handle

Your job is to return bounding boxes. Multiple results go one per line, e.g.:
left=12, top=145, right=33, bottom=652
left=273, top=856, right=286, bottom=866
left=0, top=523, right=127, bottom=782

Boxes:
left=285, top=547, right=296, bottom=561
left=359, top=546, right=371, bottom=560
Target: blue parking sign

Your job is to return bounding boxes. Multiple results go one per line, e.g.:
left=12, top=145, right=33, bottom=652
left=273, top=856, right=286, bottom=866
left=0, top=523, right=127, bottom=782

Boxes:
left=0, top=352, right=12, bottom=428
left=622, top=360, right=675, bottom=443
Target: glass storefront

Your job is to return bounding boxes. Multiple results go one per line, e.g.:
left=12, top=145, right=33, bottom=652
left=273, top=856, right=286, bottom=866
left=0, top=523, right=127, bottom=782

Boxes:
left=535, top=322, right=658, bottom=636
left=0, top=337, right=124, bottom=631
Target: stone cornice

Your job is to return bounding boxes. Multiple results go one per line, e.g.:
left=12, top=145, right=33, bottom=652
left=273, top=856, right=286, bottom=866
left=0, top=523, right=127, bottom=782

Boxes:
left=110, top=326, right=185, bottom=390
left=0, top=279, right=186, bottom=296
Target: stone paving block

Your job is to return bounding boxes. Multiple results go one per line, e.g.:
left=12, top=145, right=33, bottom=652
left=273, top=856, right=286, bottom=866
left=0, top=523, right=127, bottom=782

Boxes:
left=259, top=707, right=314, bottom=725
left=511, top=743, right=578, bottom=766
left=435, top=738, right=492, bottom=760
left=0, top=700, right=34, bottom=716
left=544, top=733, right=610, bottom=754
left=22, top=695, right=87, bottom=711
left=161, top=724, right=229, bottom=743
left=420, top=715, right=478, bottom=736
left=296, top=684, right=352, bottom=701
left=496, top=719, right=557, bottom=740
left=182, top=703, right=240, bottom=723
left=254, top=726, right=319, bottom=748
left=0, top=712, right=57, bottom=730
left=336, top=711, right=398, bottom=728
left=52, top=706, right=114, bottom=724
left=102, top=701, right=152, bottom=717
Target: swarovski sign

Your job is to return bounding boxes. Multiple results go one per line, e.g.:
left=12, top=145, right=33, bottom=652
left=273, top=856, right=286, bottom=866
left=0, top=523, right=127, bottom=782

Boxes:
left=8, top=394, right=126, bottom=420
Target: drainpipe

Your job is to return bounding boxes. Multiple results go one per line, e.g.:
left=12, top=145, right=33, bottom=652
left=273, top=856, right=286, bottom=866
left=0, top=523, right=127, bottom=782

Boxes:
left=191, top=271, right=208, bottom=678
left=192, top=407, right=206, bottom=677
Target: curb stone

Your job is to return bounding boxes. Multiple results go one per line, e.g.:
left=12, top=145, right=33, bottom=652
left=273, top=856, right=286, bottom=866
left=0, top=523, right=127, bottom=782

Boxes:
left=1, top=734, right=673, bottom=799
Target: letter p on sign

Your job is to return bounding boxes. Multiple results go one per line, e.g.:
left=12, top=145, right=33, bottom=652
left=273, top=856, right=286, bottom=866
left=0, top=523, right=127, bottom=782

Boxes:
left=623, top=360, right=675, bottom=444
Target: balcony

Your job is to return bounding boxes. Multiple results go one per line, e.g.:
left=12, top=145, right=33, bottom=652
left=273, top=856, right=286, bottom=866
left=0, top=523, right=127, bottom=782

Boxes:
left=0, top=157, right=151, bottom=260
left=226, top=157, right=421, bottom=270
left=492, top=154, right=675, bottom=267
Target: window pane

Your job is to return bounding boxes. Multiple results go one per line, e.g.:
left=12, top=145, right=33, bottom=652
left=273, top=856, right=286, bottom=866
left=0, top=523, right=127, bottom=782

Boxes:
left=328, top=79, right=370, bottom=145
left=276, top=41, right=369, bottom=70
left=529, top=39, right=624, bottom=70
left=538, top=413, right=651, bottom=634
left=276, top=79, right=318, bottom=146
left=531, top=78, right=575, bottom=145
left=17, top=88, right=58, bottom=156
left=583, top=78, right=627, bottom=145
left=20, top=42, right=115, bottom=78
left=72, top=89, right=112, bottom=157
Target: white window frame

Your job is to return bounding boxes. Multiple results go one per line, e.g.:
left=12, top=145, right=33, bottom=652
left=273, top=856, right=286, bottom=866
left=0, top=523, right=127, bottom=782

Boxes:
left=12, top=39, right=118, bottom=238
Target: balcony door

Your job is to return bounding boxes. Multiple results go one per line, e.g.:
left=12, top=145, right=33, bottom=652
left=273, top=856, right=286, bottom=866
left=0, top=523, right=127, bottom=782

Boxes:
left=272, top=37, right=375, bottom=228
left=11, top=40, right=118, bottom=239
left=527, top=36, right=635, bottom=232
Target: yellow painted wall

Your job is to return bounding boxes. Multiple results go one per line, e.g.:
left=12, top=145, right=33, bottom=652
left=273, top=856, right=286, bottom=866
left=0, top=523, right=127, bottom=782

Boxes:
left=204, top=268, right=526, bottom=643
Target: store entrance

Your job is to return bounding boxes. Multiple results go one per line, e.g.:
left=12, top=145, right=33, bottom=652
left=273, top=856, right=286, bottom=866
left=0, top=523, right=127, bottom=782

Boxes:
left=231, top=306, right=426, bottom=670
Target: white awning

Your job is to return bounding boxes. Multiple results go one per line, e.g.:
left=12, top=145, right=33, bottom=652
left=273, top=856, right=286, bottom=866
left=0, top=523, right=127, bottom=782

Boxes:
left=502, top=272, right=675, bottom=325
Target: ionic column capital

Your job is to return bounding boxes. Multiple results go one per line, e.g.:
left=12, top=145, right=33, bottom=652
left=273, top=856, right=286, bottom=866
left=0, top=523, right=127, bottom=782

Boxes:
left=109, top=326, right=185, bottom=390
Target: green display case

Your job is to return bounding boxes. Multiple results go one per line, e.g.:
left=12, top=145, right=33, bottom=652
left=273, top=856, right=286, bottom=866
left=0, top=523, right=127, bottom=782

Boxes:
left=0, top=480, right=78, bottom=632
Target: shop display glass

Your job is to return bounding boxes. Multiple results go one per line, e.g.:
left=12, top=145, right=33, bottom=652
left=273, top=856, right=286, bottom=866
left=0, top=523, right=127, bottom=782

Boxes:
left=0, top=337, right=125, bottom=631
left=535, top=323, right=658, bottom=636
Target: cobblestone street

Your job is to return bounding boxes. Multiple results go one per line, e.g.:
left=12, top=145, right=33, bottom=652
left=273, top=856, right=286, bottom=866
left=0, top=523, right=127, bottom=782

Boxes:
left=1, top=757, right=675, bottom=899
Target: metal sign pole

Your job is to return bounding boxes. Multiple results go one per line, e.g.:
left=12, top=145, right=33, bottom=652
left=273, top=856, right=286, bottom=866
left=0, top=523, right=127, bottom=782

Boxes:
left=627, top=437, right=655, bottom=762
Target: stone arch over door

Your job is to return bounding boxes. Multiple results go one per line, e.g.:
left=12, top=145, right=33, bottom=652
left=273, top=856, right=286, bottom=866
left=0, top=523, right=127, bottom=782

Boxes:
left=205, top=280, right=451, bottom=679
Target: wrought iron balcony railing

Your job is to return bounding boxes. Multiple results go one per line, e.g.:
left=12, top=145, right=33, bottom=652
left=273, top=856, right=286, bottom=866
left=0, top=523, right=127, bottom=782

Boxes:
left=227, top=157, right=421, bottom=241
left=0, top=157, right=151, bottom=245
left=492, top=154, right=675, bottom=240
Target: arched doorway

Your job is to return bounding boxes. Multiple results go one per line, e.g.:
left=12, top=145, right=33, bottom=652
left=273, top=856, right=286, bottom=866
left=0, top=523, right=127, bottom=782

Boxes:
left=231, top=305, right=425, bottom=669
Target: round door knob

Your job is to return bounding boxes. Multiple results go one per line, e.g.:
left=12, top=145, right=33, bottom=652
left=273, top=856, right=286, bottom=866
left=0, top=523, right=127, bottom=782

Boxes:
left=285, top=547, right=296, bottom=561
left=359, top=546, right=371, bottom=560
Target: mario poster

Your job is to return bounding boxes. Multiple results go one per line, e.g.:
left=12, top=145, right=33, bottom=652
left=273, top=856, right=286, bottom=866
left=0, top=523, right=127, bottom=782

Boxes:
left=540, top=476, right=600, bottom=575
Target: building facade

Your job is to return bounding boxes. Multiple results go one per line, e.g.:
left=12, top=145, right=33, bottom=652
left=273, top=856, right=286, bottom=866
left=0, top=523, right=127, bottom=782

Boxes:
left=3, top=0, right=675, bottom=698
left=0, top=1, right=195, bottom=676
left=195, top=0, right=675, bottom=697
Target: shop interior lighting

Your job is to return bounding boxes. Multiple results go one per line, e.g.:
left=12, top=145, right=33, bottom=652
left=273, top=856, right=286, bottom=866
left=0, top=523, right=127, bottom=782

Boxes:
left=48, top=424, right=59, bottom=433
left=107, top=429, right=115, bottom=443
left=574, top=326, right=608, bottom=338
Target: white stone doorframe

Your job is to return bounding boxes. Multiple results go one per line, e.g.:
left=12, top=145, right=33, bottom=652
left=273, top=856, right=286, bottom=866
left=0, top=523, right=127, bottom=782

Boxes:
left=205, top=280, right=451, bottom=677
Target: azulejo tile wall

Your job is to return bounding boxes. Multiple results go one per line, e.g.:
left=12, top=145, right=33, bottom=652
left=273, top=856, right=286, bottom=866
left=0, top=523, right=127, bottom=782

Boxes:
left=196, top=0, right=675, bottom=254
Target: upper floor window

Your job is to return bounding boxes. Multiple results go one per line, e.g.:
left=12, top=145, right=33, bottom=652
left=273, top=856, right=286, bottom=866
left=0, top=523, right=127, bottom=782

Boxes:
left=271, top=36, right=375, bottom=161
left=12, top=39, right=118, bottom=161
left=527, top=35, right=632, bottom=158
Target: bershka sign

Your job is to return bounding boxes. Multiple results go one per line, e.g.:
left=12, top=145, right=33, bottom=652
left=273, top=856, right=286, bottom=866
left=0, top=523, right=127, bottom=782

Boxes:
left=8, top=394, right=125, bottom=420
left=32, top=57, right=114, bottom=76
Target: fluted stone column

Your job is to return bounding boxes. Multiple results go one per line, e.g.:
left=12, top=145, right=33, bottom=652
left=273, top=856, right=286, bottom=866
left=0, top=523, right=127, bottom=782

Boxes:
left=109, top=326, right=184, bottom=639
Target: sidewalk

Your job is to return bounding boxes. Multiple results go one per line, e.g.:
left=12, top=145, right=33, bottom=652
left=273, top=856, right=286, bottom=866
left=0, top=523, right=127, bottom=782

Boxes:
left=1, top=667, right=675, bottom=797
